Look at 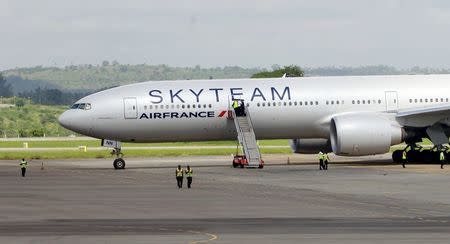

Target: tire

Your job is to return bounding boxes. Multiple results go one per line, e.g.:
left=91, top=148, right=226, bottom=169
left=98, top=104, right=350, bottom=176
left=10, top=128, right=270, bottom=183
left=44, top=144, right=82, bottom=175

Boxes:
left=407, top=150, right=422, bottom=163
left=392, top=150, right=403, bottom=163
left=232, top=161, right=238, bottom=168
left=258, top=164, right=264, bottom=169
left=113, top=158, right=126, bottom=169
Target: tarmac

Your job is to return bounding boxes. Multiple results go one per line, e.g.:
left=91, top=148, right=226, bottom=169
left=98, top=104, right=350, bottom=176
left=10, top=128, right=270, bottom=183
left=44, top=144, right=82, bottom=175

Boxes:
left=1, top=154, right=450, bottom=243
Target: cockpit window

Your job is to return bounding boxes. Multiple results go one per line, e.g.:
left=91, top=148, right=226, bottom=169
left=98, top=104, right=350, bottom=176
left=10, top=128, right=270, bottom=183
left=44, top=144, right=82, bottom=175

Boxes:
left=70, top=103, right=91, bottom=110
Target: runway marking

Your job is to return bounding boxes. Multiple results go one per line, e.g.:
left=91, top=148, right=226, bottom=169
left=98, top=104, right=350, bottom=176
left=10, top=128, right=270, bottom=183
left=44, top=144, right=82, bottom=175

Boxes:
left=188, top=231, right=218, bottom=244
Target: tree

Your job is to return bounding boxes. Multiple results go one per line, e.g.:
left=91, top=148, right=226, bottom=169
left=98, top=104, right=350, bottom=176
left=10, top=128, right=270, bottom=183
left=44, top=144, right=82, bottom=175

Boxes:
left=251, top=65, right=304, bottom=78
left=102, top=60, right=110, bottom=66
left=0, top=73, right=13, bottom=97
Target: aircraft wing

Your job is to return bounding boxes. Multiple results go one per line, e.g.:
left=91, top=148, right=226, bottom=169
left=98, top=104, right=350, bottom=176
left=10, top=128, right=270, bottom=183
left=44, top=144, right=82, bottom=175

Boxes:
left=396, top=104, right=450, bottom=127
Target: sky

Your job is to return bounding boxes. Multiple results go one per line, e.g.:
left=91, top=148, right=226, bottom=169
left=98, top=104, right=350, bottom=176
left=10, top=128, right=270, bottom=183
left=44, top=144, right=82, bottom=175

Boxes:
left=1, top=0, right=450, bottom=70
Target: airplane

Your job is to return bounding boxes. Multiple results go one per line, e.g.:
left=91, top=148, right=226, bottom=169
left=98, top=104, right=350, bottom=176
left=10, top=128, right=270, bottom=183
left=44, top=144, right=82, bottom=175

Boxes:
left=58, top=74, right=450, bottom=169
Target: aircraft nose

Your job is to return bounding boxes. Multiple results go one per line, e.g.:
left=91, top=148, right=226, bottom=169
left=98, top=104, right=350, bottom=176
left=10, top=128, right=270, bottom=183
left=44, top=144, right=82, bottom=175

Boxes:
left=58, top=110, right=92, bottom=135
left=58, top=111, right=71, bottom=129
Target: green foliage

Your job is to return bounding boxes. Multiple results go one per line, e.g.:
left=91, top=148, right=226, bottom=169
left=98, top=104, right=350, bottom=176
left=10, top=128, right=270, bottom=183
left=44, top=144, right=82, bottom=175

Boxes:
left=0, top=73, right=13, bottom=97
left=0, top=104, right=73, bottom=137
left=4, top=64, right=263, bottom=91
left=14, top=98, right=25, bottom=107
left=251, top=65, right=304, bottom=78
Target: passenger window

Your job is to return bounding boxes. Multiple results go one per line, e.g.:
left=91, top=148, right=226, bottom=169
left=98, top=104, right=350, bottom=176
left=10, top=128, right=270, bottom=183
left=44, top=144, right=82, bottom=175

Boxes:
left=257, top=103, right=260, bottom=107
left=352, top=100, right=355, bottom=104
left=357, top=100, right=360, bottom=104
left=273, top=102, right=277, bottom=106
left=208, top=104, right=212, bottom=108
left=315, top=101, right=319, bottom=105
left=182, top=105, right=185, bottom=109
left=378, top=100, right=381, bottom=104
left=267, top=103, right=271, bottom=107
left=336, top=101, right=340, bottom=105
left=246, top=103, right=250, bottom=107
left=300, top=102, right=303, bottom=106
left=414, top=99, right=418, bottom=103
left=289, top=102, right=292, bottom=106
left=262, top=103, right=266, bottom=107
left=367, top=100, right=370, bottom=104
left=294, top=101, right=298, bottom=106
left=203, top=104, right=207, bottom=108
left=326, top=101, right=329, bottom=105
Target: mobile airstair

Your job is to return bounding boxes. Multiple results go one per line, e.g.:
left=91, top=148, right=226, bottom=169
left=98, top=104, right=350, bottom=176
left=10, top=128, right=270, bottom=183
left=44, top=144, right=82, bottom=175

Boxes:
left=231, top=106, right=263, bottom=168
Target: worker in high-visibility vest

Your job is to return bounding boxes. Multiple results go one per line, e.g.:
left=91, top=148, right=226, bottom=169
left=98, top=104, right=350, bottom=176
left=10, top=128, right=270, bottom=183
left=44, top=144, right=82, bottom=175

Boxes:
left=323, top=153, right=329, bottom=170
left=318, top=151, right=324, bottom=170
left=175, top=165, right=184, bottom=188
left=185, top=165, right=193, bottom=188
left=19, top=158, right=28, bottom=177
left=232, top=100, right=240, bottom=116
left=402, top=150, right=407, bottom=168
left=440, top=151, right=446, bottom=169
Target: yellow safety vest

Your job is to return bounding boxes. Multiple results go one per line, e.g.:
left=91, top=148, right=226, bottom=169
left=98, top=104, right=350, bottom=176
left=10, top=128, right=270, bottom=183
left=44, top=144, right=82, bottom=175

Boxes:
left=176, top=168, right=183, bottom=177
left=20, top=160, right=28, bottom=168
left=402, top=151, right=407, bottom=160
left=185, top=169, right=193, bottom=177
left=323, top=154, right=329, bottom=161
left=232, top=101, right=239, bottom=109
left=318, top=153, right=323, bottom=160
left=440, top=152, right=446, bottom=161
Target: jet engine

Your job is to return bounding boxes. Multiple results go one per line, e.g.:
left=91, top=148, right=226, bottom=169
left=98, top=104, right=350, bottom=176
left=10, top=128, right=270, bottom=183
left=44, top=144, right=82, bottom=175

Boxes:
left=290, top=138, right=332, bottom=154
left=330, top=113, right=404, bottom=156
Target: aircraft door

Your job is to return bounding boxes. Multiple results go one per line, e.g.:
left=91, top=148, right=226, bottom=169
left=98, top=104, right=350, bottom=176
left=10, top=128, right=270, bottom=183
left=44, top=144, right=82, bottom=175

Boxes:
left=385, top=91, right=398, bottom=112
left=124, top=97, right=138, bottom=119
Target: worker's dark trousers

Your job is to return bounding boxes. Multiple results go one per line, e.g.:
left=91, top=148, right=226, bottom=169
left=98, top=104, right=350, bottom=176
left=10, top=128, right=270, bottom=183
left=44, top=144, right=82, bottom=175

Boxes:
left=176, top=177, right=183, bottom=188
left=187, top=177, right=193, bottom=188
left=324, top=160, right=328, bottom=170
left=441, top=160, right=445, bottom=169
left=21, top=168, right=26, bottom=177
left=402, top=159, right=407, bottom=168
left=319, top=159, right=324, bottom=170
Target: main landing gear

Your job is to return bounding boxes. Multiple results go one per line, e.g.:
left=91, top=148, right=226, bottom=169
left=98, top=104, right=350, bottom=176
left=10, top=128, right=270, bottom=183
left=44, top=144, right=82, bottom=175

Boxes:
left=111, top=147, right=126, bottom=170
left=392, top=144, right=449, bottom=164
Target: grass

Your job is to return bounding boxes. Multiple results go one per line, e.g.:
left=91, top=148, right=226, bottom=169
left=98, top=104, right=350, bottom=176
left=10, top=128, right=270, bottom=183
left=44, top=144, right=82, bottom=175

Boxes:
left=0, top=147, right=292, bottom=160
left=0, top=139, right=290, bottom=148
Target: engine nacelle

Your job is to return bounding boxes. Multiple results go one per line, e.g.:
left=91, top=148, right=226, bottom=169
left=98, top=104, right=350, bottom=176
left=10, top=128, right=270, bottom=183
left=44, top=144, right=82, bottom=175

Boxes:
left=290, top=138, right=332, bottom=154
left=330, top=113, right=403, bottom=156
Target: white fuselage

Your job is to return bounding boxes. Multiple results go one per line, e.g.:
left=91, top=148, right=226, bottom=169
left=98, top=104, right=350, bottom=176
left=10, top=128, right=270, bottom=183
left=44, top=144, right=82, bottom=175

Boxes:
left=58, top=75, right=450, bottom=143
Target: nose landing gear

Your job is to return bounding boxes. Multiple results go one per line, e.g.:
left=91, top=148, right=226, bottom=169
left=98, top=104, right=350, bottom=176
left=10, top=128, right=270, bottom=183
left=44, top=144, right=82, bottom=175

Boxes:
left=111, top=148, right=126, bottom=170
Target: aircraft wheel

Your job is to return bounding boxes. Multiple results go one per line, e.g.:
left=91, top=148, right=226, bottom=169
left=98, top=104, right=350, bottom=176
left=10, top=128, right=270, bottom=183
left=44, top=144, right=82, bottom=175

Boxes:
left=392, top=150, right=403, bottom=163
left=258, top=164, right=264, bottom=169
left=113, top=158, right=126, bottom=170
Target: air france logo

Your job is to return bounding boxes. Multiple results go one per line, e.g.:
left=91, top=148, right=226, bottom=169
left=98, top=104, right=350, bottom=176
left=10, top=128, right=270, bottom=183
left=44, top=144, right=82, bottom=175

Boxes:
left=140, top=110, right=229, bottom=120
